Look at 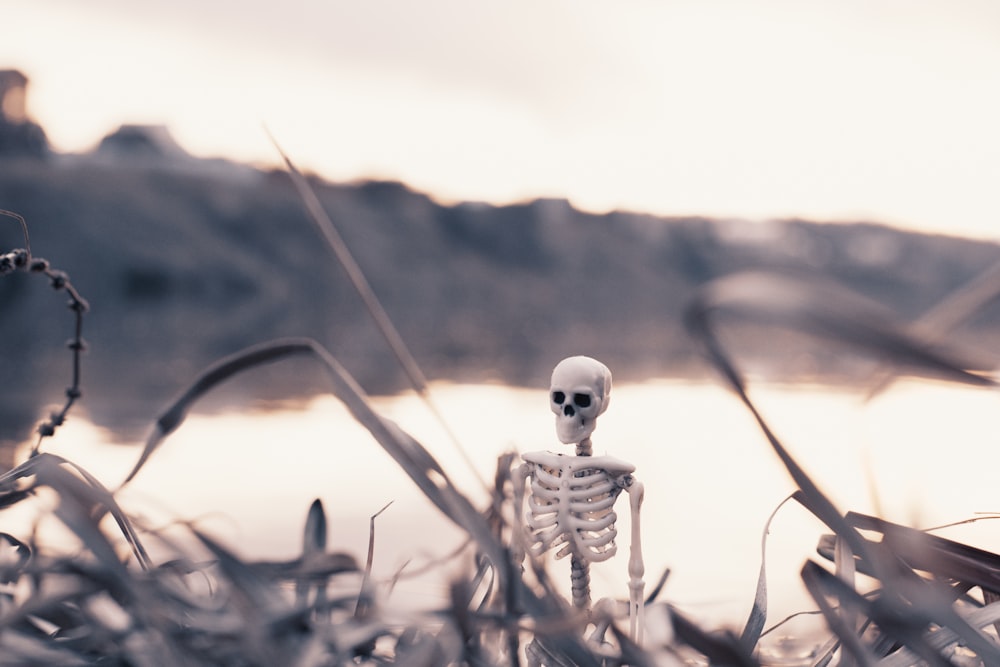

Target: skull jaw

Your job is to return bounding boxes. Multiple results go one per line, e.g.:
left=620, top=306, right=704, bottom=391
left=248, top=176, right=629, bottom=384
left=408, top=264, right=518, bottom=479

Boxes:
left=556, top=417, right=595, bottom=445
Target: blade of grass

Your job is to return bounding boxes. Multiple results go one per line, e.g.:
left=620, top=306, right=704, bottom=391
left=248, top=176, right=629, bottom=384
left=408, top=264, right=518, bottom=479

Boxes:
left=668, top=605, right=758, bottom=667
left=799, top=562, right=880, bottom=667
left=267, top=131, right=487, bottom=494
left=119, top=338, right=318, bottom=486
left=814, top=515, right=1000, bottom=664
left=121, top=338, right=509, bottom=585
left=684, top=270, right=999, bottom=563
left=303, top=498, right=327, bottom=555
left=685, top=291, right=876, bottom=568
left=879, top=599, right=1000, bottom=667
left=846, top=512, right=1000, bottom=600
left=355, top=501, right=392, bottom=623
left=689, top=270, right=996, bottom=388
left=2, top=453, right=151, bottom=571
left=192, top=529, right=290, bottom=665
left=867, top=256, right=1000, bottom=399
left=0, top=208, right=30, bottom=256
left=741, top=493, right=796, bottom=651
left=684, top=270, right=1000, bottom=664
left=296, top=499, right=328, bottom=608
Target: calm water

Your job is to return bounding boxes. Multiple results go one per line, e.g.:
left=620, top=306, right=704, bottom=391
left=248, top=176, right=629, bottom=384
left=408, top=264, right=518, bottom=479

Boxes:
left=13, top=377, right=1000, bottom=631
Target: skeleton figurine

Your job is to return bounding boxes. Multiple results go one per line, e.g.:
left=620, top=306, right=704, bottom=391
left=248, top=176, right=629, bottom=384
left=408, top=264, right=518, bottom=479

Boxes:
left=513, top=356, right=645, bottom=645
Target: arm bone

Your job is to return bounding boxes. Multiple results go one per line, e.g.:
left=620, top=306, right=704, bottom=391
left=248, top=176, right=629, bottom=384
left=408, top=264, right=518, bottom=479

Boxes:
left=625, top=477, right=645, bottom=645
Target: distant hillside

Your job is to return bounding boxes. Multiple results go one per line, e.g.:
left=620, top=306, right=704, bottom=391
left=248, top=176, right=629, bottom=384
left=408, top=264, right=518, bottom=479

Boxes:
left=3, top=143, right=1000, bottom=445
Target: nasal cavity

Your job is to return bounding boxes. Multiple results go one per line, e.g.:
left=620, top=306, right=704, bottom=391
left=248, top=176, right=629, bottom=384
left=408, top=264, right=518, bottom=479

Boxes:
left=563, top=405, right=576, bottom=417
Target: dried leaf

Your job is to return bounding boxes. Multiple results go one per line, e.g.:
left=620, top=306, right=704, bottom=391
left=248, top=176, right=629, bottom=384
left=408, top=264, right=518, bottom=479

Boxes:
left=741, top=494, right=796, bottom=651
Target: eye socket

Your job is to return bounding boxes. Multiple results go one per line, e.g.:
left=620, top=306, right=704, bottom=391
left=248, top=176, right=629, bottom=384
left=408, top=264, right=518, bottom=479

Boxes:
left=551, top=391, right=566, bottom=405
left=573, top=393, right=592, bottom=408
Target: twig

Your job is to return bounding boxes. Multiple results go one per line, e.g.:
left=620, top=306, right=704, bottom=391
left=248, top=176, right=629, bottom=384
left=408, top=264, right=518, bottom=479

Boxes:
left=0, top=211, right=88, bottom=451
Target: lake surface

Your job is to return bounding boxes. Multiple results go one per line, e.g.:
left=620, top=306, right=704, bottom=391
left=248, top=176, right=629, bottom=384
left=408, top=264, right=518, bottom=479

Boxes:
left=12, top=377, right=1000, bottom=633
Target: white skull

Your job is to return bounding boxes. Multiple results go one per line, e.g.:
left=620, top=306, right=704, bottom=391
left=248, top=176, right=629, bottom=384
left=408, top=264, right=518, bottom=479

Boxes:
left=549, top=356, right=612, bottom=445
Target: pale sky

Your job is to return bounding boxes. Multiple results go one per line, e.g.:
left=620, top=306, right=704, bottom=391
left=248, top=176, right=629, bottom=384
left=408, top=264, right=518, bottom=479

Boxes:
left=4, top=0, right=1000, bottom=240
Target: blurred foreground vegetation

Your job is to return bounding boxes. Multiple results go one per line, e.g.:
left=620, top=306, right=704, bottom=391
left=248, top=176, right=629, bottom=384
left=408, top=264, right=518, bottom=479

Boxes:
left=7, top=195, right=1000, bottom=664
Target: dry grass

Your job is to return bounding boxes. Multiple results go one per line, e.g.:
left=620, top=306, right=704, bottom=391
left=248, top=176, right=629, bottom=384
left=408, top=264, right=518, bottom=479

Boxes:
left=7, top=201, right=1000, bottom=665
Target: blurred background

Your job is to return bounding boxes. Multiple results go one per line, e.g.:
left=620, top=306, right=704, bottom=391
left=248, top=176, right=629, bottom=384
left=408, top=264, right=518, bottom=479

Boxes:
left=2, top=0, right=1000, bottom=628
left=2, top=0, right=999, bottom=443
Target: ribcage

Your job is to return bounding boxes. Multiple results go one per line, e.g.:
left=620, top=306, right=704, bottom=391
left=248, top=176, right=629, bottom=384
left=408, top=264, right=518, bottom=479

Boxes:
left=525, top=462, right=623, bottom=563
